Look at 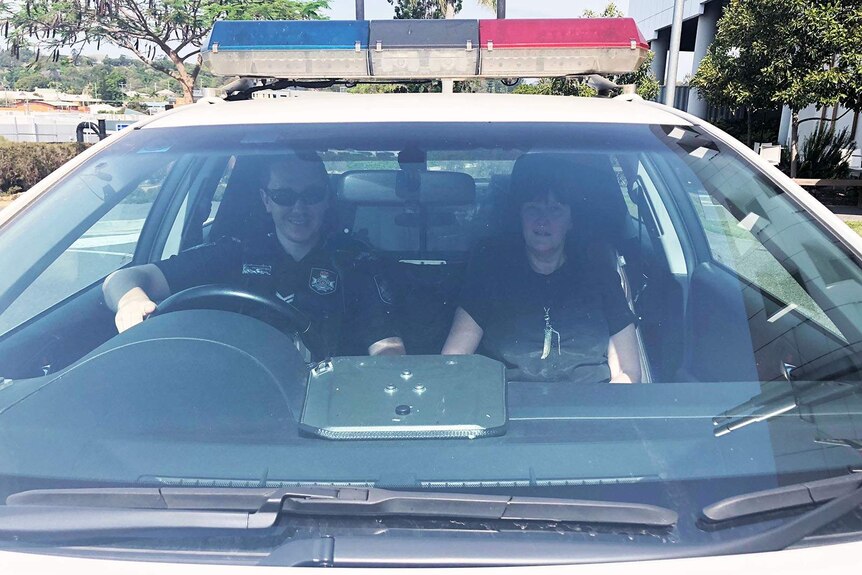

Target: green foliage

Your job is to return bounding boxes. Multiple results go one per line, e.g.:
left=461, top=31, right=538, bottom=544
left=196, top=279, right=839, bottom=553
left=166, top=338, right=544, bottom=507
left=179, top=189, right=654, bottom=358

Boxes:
left=582, top=2, right=623, bottom=18
left=838, top=3, right=862, bottom=113
left=798, top=124, right=857, bottom=179
left=513, top=78, right=596, bottom=97
left=690, top=0, right=860, bottom=175
left=93, top=68, right=126, bottom=103
left=454, top=79, right=517, bottom=94
left=386, top=0, right=495, bottom=19
left=4, top=1, right=330, bottom=103
left=203, top=0, right=329, bottom=20
left=690, top=0, right=850, bottom=113
left=387, top=0, right=455, bottom=18
left=710, top=109, right=782, bottom=145
left=0, top=142, right=89, bottom=195
left=347, top=81, right=441, bottom=94
left=0, top=49, right=195, bottom=100
left=618, top=50, right=660, bottom=101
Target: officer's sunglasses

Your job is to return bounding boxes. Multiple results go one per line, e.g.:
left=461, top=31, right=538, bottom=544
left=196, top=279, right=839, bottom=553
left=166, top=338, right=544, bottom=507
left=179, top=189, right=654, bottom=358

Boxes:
left=264, top=184, right=328, bottom=207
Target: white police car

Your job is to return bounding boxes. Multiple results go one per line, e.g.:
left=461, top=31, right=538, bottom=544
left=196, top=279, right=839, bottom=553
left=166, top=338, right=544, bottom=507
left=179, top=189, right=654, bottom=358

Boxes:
left=0, top=17, right=861, bottom=574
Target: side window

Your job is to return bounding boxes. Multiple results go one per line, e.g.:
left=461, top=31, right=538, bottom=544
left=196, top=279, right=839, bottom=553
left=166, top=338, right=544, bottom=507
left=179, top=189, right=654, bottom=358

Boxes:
left=161, top=156, right=234, bottom=259
left=685, top=172, right=841, bottom=336
left=0, top=168, right=170, bottom=336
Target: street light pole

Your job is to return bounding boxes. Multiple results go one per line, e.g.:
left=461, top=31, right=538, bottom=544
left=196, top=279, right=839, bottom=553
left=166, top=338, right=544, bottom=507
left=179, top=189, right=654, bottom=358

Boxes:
left=664, top=0, right=685, bottom=107
left=355, top=0, right=364, bottom=20
left=497, top=0, right=506, bottom=19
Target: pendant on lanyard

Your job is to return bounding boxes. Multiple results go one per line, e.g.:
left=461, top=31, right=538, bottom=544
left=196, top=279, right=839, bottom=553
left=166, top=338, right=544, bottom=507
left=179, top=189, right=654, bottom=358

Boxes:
left=541, top=306, right=561, bottom=360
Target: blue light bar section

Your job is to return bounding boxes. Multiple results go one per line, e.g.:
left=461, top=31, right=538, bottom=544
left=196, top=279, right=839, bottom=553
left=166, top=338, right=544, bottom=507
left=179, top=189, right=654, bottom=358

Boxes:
left=206, top=20, right=369, bottom=51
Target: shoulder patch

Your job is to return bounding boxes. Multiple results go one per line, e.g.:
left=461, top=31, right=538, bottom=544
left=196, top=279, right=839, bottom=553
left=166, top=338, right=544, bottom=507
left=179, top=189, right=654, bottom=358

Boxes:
left=374, top=274, right=394, bottom=305
left=309, top=267, right=338, bottom=295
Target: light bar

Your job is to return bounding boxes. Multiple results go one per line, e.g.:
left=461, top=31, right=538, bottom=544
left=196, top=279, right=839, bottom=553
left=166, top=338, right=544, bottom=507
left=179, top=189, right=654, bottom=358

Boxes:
left=479, top=18, right=649, bottom=77
left=202, top=19, right=649, bottom=81
left=368, top=20, right=479, bottom=79
left=204, top=20, right=369, bottom=78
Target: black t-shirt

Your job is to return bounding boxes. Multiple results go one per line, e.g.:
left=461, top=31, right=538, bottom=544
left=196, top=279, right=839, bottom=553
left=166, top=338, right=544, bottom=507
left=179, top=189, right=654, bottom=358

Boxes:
left=458, top=243, right=635, bottom=382
left=155, top=233, right=398, bottom=359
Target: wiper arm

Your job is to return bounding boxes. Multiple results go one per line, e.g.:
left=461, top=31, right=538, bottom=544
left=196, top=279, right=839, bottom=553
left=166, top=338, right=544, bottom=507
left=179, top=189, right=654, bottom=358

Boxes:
left=712, top=380, right=857, bottom=437
left=703, top=470, right=862, bottom=522
left=1, top=486, right=677, bottom=534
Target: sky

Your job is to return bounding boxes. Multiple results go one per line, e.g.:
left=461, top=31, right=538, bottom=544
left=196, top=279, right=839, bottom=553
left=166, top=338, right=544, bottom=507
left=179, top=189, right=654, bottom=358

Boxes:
left=324, top=0, right=631, bottom=20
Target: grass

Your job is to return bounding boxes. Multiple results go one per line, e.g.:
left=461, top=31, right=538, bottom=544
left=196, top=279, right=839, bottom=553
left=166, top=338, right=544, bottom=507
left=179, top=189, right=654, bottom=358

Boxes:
left=844, top=220, right=862, bottom=236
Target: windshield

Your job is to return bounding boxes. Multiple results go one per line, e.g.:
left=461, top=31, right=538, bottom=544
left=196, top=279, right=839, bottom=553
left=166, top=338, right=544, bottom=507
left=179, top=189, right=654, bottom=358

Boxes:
left=1, top=120, right=861, bottom=564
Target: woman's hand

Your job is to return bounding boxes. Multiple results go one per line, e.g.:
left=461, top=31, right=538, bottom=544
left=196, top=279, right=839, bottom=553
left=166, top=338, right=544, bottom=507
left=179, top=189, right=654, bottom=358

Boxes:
left=608, top=323, right=642, bottom=383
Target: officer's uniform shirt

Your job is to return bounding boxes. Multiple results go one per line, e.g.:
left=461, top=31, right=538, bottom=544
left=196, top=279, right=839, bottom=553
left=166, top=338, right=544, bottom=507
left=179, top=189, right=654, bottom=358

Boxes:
left=458, top=243, right=635, bottom=382
left=155, top=233, right=397, bottom=360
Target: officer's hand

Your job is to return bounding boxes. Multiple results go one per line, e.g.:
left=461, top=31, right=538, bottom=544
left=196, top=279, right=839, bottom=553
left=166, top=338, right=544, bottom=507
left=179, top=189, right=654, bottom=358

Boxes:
left=115, top=291, right=157, bottom=333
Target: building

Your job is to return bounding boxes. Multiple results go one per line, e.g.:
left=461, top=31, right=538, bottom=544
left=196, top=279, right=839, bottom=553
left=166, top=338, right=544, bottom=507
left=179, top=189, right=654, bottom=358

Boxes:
left=630, top=0, right=724, bottom=118
left=631, top=0, right=861, bottom=163
left=0, top=88, right=102, bottom=113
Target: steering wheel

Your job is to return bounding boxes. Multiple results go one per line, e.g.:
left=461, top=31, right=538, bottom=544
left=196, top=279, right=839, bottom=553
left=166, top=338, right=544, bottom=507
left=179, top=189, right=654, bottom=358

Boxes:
left=152, top=284, right=312, bottom=336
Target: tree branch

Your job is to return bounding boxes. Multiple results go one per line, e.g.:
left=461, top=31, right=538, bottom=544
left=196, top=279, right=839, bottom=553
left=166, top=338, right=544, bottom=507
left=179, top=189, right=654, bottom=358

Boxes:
left=798, top=107, right=853, bottom=125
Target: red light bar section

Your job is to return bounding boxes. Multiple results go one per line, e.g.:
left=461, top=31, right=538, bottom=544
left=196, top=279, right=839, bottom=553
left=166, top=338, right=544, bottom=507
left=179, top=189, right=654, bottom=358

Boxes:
left=479, top=18, right=649, bottom=50
left=478, top=18, right=649, bottom=77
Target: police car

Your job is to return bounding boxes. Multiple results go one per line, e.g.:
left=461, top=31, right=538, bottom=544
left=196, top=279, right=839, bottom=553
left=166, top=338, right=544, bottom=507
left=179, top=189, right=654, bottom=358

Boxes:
left=0, top=17, right=861, bottom=574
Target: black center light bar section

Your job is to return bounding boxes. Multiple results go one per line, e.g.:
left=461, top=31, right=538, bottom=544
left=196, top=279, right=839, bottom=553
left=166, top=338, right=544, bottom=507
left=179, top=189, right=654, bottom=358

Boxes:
left=202, top=19, right=649, bottom=81
left=369, top=19, right=480, bottom=79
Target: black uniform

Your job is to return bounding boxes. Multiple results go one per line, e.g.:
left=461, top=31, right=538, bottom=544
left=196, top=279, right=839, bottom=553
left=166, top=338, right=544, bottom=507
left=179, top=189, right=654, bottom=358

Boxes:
left=156, top=233, right=398, bottom=359
left=458, top=243, right=635, bottom=382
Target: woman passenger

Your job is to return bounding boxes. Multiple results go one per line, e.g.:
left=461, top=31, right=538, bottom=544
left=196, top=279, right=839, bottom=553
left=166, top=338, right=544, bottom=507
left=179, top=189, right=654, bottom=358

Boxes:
left=441, top=157, right=641, bottom=383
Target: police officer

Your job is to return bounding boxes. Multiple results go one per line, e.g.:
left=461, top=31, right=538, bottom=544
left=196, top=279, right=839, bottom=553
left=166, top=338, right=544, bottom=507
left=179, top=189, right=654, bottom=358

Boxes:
left=103, top=153, right=405, bottom=359
left=441, top=158, right=640, bottom=383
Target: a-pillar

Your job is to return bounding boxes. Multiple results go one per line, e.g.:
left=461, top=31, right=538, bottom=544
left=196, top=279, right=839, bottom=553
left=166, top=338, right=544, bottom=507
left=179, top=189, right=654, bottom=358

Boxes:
left=687, top=0, right=721, bottom=118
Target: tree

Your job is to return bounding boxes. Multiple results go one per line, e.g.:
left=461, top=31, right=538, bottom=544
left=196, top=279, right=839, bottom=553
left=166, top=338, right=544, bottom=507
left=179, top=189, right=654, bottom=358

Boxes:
left=93, top=68, right=126, bottom=103
left=582, top=2, right=623, bottom=18
left=440, top=0, right=496, bottom=19
left=617, top=50, right=660, bottom=101
left=689, top=0, right=849, bottom=177
left=385, top=1, right=495, bottom=22
left=2, top=0, right=330, bottom=104
left=837, top=2, right=862, bottom=140
left=386, top=0, right=456, bottom=19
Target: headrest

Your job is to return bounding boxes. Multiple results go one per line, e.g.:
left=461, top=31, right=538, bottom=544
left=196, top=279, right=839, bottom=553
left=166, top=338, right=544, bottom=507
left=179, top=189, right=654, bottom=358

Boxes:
left=336, top=170, right=475, bottom=205
left=509, top=153, right=630, bottom=241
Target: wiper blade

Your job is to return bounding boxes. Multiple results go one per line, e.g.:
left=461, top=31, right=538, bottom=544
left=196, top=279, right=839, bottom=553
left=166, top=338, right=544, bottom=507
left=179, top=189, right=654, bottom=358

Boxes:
left=1, top=486, right=677, bottom=534
left=703, top=470, right=862, bottom=522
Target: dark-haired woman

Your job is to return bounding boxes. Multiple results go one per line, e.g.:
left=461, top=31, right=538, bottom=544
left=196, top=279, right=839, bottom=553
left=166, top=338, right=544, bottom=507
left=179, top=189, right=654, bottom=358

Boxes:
left=442, top=179, right=641, bottom=383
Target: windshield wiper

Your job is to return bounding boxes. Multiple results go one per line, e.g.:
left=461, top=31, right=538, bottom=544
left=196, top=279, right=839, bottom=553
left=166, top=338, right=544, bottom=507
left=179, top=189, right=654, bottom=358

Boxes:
left=703, top=470, right=862, bottom=522
left=712, top=380, right=858, bottom=437
left=0, top=486, right=677, bottom=534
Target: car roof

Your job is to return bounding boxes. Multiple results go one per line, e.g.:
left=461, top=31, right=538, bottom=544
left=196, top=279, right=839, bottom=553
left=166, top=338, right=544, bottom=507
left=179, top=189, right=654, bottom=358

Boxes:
left=142, top=93, right=693, bottom=129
